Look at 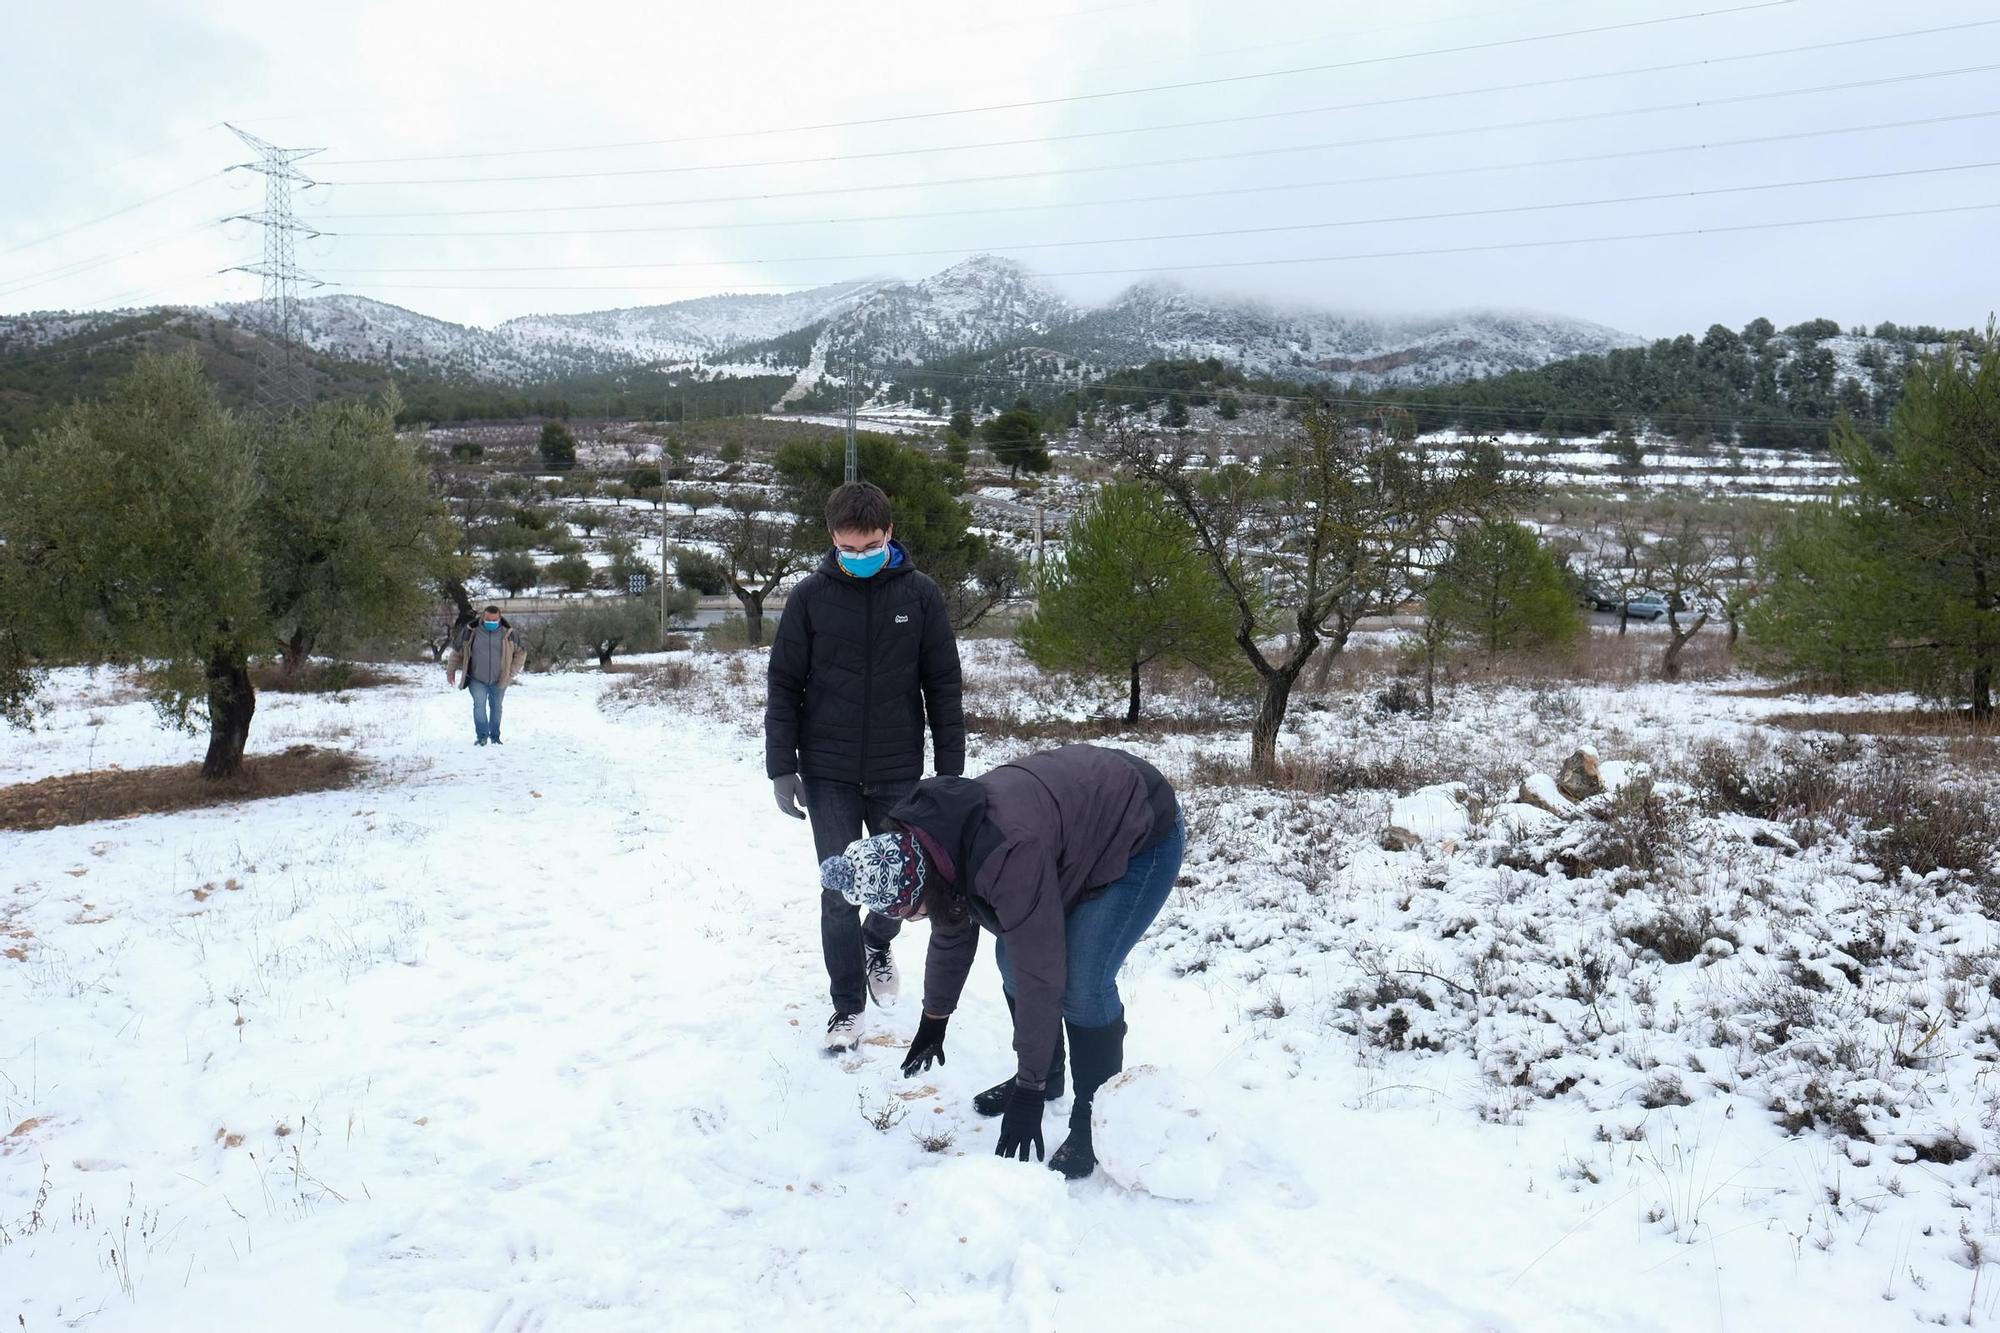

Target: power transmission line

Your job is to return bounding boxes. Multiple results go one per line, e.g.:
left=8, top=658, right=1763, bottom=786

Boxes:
left=225, top=125, right=324, bottom=417
left=0, top=218, right=226, bottom=301
left=318, top=59, right=1991, bottom=189
left=314, top=106, right=2000, bottom=223
left=307, top=19, right=1999, bottom=196
left=315, top=0, right=1798, bottom=168
left=1, top=173, right=223, bottom=257
left=329, top=107, right=2000, bottom=241
left=312, top=161, right=2000, bottom=276
left=329, top=199, right=2000, bottom=294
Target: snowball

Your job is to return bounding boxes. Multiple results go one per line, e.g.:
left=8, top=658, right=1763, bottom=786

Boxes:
left=1092, top=1065, right=1226, bottom=1203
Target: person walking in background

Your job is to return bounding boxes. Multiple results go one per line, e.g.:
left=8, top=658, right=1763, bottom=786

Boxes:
left=819, top=743, right=1184, bottom=1180
left=766, top=481, right=965, bottom=1053
left=445, top=604, right=526, bottom=746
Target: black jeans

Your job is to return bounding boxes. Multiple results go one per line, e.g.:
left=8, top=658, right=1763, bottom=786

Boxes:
left=805, top=776, right=918, bottom=1015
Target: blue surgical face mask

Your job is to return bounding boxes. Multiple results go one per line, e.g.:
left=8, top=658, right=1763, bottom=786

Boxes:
left=837, top=543, right=890, bottom=579
left=482, top=619, right=501, bottom=631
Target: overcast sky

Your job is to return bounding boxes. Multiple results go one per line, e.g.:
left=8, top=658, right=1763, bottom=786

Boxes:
left=4, top=0, right=1995, bottom=338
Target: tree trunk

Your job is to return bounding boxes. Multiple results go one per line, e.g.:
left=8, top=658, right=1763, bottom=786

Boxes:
left=1659, top=612, right=1709, bottom=681
left=1974, top=661, right=1994, bottom=721
left=737, top=589, right=767, bottom=646
left=202, top=651, right=255, bottom=781
left=1618, top=604, right=1631, bottom=637
left=443, top=576, right=476, bottom=636
left=1249, top=665, right=1305, bottom=778
left=280, top=627, right=314, bottom=677
left=1126, top=661, right=1142, bottom=724
left=597, top=643, right=616, bottom=669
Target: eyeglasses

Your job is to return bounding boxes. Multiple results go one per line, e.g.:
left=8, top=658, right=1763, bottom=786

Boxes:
left=838, top=541, right=889, bottom=559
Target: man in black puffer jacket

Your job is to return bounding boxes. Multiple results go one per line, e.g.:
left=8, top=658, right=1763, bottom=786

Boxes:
left=766, top=480, right=965, bottom=1051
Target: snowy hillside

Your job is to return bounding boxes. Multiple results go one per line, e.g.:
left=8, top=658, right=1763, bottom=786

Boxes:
left=1038, top=279, right=1643, bottom=387
left=3, top=642, right=1997, bottom=1329
left=821, top=255, right=1079, bottom=369
left=500, top=281, right=891, bottom=371
left=11, top=256, right=1644, bottom=392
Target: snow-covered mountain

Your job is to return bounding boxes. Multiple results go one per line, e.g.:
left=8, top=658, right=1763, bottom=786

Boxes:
left=205, top=281, right=892, bottom=383
left=819, top=255, right=1079, bottom=369
left=12, top=255, right=1641, bottom=389
left=1035, top=279, right=1643, bottom=387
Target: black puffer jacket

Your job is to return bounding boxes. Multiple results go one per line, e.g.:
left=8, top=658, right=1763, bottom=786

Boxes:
left=765, top=543, right=965, bottom=783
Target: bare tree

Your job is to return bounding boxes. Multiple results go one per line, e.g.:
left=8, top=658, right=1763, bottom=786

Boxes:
left=1713, top=501, right=1776, bottom=646
left=1647, top=510, right=1724, bottom=680
left=718, top=493, right=806, bottom=647
left=1116, top=405, right=1526, bottom=775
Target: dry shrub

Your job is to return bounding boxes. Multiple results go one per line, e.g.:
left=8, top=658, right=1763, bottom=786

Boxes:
left=967, top=711, right=1235, bottom=745
left=1689, top=738, right=1847, bottom=821
left=0, top=746, right=365, bottom=832
left=1190, top=747, right=1455, bottom=796
left=251, top=662, right=399, bottom=694
left=1845, top=751, right=1997, bottom=882
left=604, top=661, right=699, bottom=706
left=1312, top=624, right=1738, bottom=693
left=1764, top=708, right=2000, bottom=740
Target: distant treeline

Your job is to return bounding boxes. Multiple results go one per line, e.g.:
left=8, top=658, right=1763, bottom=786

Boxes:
left=390, top=371, right=797, bottom=426
left=858, top=318, right=1982, bottom=450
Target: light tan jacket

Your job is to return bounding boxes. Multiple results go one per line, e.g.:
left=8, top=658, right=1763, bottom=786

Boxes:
left=447, top=621, right=527, bottom=688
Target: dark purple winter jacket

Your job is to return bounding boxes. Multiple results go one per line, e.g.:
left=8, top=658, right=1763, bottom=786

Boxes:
left=888, top=744, right=1180, bottom=1087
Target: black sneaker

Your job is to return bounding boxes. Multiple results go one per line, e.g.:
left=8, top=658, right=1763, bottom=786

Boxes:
left=864, top=946, right=899, bottom=1005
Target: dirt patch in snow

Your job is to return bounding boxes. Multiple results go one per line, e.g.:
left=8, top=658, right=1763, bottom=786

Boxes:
left=0, top=745, right=367, bottom=832
left=1764, top=708, right=2000, bottom=739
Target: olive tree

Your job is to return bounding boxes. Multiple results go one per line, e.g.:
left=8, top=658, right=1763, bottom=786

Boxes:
left=0, top=351, right=454, bottom=778
left=1117, top=405, right=1528, bottom=774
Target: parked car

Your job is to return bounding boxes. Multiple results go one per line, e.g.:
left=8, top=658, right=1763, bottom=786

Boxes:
left=1622, top=596, right=1669, bottom=622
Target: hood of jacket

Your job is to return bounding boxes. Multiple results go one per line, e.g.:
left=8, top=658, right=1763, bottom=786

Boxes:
left=887, top=776, right=992, bottom=892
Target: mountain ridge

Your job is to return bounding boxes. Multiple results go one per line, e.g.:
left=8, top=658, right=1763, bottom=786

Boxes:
left=0, top=255, right=1644, bottom=393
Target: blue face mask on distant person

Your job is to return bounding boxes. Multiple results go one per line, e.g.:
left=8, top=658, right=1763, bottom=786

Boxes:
left=482, top=619, right=501, bottom=631
left=838, top=543, right=890, bottom=579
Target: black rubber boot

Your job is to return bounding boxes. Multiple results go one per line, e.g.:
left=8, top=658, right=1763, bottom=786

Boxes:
left=1049, top=1016, right=1125, bottom=1180
left=972, top=994, right=1065, bottom=1116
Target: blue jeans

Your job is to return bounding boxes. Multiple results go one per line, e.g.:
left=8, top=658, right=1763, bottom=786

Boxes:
left=468, top=678, right=506, bottom=741
left=996, top=812, right=1185, bottom=1028
left=803, top=776, right=917, bottom=1015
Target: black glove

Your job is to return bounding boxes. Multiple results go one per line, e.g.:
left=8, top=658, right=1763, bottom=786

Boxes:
left=994, top=1081, right=1046, bottom=1162
left=772, top=773, right=806, bottom=820
left=902, top=1012, right=949, bottom=1077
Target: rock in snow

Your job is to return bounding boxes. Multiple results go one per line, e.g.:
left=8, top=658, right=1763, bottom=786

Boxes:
left=1556, top=747, right=1605, bottom=802
left=1514, top=772, right=1580, bottom=819
left=1092, top=1066, right=1228, bottom=1203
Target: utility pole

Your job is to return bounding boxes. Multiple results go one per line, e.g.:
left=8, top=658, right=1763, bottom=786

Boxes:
left=660, top=475, right=670, bottom=643
left=224, top=124, right=323, bottom=419
left=844, top=355, right=858, bottom=483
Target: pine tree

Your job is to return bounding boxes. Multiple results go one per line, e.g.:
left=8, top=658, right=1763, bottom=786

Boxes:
left=1749, top=324, right=2000, bottom=715
left=539, top=420, right=578, bottom=470
left=980, top=402, right=1051, bottom=479
left=1423, top=521, right=1583, bottom=701
left=1019, top=483, right=1241, bottom=721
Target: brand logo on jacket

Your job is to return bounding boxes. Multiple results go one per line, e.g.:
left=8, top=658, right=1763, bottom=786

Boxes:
left=895, top=614, right=910, bottom=624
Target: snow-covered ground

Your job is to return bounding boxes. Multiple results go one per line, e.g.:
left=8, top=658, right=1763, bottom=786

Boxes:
left=3, top=646, right=1996, bottom=1330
